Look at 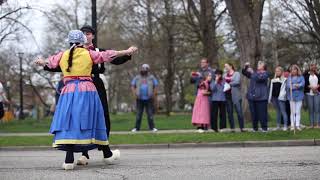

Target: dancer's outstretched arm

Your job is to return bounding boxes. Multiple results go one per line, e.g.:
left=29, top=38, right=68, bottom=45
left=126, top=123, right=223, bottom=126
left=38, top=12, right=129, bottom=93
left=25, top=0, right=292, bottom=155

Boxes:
left=90, top=46, right=138, bottom=64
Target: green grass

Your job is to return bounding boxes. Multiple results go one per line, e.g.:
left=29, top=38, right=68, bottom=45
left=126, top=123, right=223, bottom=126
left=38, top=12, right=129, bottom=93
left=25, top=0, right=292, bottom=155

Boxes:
left=0, top=109, right=311, bottom=133
left=1, top=129, right=320, bottom=146
left=0, top=113, right=193, bottom=133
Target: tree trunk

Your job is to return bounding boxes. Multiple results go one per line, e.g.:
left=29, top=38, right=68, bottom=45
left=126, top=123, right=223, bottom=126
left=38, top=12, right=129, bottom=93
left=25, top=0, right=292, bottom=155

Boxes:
left=268, top=0, right=279, bottom=66
left=187, top=0, right=219, bottom=67
left=177, top=72, right=187, bottom=110
left=199, top=0, right=218, bottom=66
left=163, top=0, right=175, bottom=116
left=225, top=0, right=265, bottom=120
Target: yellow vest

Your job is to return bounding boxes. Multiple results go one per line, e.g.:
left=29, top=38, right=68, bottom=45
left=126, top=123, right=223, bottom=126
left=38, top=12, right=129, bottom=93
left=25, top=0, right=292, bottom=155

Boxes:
left=59, top=48, right=93, bottom=77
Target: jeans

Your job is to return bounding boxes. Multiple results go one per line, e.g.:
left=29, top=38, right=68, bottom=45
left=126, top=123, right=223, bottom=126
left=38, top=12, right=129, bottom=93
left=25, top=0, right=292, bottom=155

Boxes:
left=271, top=97, right=282, bottom=127
left=211, top=101, right=226, bottom=131
left=0, top=102, right=4, bottom=119
left=248, top=100, right=268, bottom=131
left=226, top=98, right=235, bottom=129
left=278, top=100, right=289, bottom=128
left=306, top=94, right=320, bottom=126
left=290, top=101, right=303, bottom=127
left=135, top=99, right=155, bottom=130
left=233, top=99, right=245, bottom=129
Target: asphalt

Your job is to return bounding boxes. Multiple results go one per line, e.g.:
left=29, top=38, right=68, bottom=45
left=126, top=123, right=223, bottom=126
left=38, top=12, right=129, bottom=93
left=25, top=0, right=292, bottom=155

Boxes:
left=1, top=146, right=320, bottom=180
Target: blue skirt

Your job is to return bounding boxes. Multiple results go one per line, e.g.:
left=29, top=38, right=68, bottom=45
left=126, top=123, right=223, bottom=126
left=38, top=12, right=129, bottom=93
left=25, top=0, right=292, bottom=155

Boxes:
left=50, top=80, right=108, bottom=152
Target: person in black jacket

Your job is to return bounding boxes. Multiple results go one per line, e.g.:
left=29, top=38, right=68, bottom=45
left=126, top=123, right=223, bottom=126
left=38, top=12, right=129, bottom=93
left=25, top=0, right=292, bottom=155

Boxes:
left=303, top=64, right=320, bottom=128
left=44, top=25, right=131, bottom=165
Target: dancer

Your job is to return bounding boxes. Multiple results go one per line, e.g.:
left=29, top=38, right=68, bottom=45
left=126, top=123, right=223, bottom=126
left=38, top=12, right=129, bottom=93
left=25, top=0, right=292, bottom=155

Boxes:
left=35, top=30, right=138, bottom=170
left=44, top=25, right=132, bottom=165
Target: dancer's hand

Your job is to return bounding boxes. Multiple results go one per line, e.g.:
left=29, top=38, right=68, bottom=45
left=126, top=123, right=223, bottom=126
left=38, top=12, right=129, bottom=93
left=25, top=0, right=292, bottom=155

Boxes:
left=34, top=58, right=46, bottom=66
left=4, top=100, right=10, bottom=105
left=126, top=46, right=138, bottom=55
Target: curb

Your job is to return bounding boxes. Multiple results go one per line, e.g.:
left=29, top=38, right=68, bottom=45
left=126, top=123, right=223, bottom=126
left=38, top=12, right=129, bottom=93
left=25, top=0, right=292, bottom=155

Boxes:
left=1, top=139, right=319, bottom=151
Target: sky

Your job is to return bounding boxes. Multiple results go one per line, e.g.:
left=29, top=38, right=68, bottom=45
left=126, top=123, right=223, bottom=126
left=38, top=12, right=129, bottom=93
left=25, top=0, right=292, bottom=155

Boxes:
left=2, top=0, right=63, bottom=54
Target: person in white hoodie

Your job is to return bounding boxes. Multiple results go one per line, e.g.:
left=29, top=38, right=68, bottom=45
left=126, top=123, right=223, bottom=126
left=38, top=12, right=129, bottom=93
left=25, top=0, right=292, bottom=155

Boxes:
left=268, top=66, right=289, bottom=131
left=0, top=81, right=8, bottom=120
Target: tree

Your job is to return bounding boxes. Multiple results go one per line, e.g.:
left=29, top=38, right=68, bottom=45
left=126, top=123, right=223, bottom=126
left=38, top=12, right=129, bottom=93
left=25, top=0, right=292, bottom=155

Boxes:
left=184, top=0, right=225, bottom=66
left=281, top=0, right=320, bottom=64
left=224, top=0, right=265, bottom=119
left=0, top=1, right=31, bottom=45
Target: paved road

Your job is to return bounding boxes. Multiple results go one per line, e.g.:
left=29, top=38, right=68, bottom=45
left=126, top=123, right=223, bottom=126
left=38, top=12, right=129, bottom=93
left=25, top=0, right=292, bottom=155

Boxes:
left=0, top=146, right=319, bottom=180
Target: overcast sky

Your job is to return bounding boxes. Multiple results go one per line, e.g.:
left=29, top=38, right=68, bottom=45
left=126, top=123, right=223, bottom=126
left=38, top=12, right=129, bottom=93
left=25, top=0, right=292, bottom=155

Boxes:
left=3, top=0, right=63, bottom=54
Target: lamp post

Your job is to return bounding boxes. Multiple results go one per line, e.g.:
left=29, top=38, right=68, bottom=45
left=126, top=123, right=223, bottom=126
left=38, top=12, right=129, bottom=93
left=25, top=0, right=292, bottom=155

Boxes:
left=18, top=52, right=24, bottom=120
left=91, top=0, right=97, bottom=47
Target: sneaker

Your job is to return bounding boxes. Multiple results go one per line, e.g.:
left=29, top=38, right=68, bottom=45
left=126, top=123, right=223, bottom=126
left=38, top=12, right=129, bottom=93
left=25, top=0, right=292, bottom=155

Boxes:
left=62, top=163, right=74, bottom=170
left=261, top=129, right=268, bottom=133
left=151, top=128, right=158, bottom=132
left=220, top=129, right=227, bottom=133
left=297, top=127, right=302, bottom=131
left=131, top=128, right=138, bottom=132
left=283, top=127, right=288, bottom=131
left=103, top=149, right=121, bottom=164
left=240, top=129, right=247, bottom=132
left=197, top=129, right=205, bottom=133
left=76, top=155, right=89, bottom=166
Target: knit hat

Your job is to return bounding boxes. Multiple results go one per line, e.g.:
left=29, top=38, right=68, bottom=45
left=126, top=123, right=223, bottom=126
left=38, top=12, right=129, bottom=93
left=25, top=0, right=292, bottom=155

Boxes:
left=141, top=64, right=150, bottom=71
left=67, top=30, right=87, bottom=44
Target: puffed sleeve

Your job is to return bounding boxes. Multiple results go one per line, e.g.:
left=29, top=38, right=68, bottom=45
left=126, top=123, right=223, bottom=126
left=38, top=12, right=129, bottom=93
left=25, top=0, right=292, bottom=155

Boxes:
left=47, top=52, right=64, bottom=69
left=89, top=50, right=117, bottom=64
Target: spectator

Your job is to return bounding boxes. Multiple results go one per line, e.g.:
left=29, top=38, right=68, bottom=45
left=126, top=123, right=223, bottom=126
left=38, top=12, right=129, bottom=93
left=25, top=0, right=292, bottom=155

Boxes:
left=268, top=66, right=289, bottom=131
left=210, top=70, right=227, bottom=132
left=131, top=64, right=159, bottom=132
left=287, top=64, right=305, bottom=131
left=303, top=64, right=320, bottom=128
left=0, top=81, right=8, bottom=120
left=224, top=63, right=245, bottom=132
left=190, top=58, right=215, bottom=95
left=191, top=72, right=211, bottom=133
left=242, top=61, right=270, bottom=132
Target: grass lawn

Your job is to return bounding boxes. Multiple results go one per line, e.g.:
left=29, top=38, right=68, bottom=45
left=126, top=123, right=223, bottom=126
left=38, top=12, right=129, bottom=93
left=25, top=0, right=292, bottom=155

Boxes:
left=0, top=110, right=312, bottom=133
left=0, top=129, right=319, bottom=146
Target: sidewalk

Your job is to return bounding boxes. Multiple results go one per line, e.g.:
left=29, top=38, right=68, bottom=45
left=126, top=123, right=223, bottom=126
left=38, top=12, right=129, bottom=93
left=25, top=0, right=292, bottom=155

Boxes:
left=0, top=139, right=319, bottom=151
left=0, top=127, right=287, bottom=136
